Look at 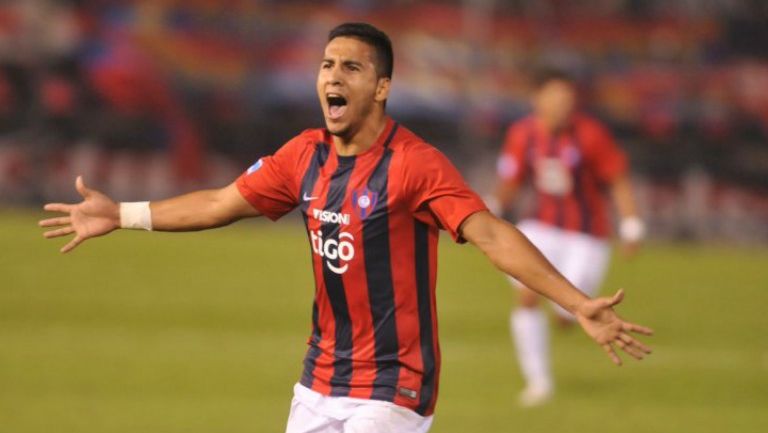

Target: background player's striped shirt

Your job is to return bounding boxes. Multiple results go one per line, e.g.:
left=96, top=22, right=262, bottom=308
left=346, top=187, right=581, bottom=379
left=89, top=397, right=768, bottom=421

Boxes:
left=497, top=114, right=628, bottom=238
left=236, top=118, right=487, bottom=416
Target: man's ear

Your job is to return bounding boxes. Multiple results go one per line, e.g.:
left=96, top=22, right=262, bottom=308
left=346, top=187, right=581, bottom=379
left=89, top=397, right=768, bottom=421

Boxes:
left=375, top=77, right=391, bottom=103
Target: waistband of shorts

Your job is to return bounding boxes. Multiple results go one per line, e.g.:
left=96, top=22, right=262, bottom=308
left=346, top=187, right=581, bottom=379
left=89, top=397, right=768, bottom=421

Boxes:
left=292, top=383, right=430, bottom=421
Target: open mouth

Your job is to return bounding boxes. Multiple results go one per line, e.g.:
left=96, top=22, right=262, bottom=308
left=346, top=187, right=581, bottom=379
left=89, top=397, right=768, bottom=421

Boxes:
left=326, top=93, right=348, bottom=120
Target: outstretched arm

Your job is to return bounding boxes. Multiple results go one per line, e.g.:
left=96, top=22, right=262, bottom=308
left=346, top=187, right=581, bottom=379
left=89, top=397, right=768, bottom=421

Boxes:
left=460, top=210, right=652, bottom=365
left=39, top=176, right=259, bottom=253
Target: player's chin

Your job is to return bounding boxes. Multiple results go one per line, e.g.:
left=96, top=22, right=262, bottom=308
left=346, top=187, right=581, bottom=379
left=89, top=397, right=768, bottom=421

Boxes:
left=325, top=120, right=350, bottom=137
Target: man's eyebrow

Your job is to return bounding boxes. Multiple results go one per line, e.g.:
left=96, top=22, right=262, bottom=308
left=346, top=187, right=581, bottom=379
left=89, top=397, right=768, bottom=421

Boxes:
left=321, top=57, right=367, bottom=68
left=342, top=60, right=364, bottom=67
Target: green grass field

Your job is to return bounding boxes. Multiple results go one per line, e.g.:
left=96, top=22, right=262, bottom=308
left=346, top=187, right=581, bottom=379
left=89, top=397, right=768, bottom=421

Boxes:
left=1, top=209, right=766, bottom=433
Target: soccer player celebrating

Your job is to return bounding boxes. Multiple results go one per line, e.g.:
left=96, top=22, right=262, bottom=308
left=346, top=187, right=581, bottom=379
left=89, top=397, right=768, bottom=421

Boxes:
left=40, top=24, right=651, bottom=432
left=493, top=69, right=647, bottom=407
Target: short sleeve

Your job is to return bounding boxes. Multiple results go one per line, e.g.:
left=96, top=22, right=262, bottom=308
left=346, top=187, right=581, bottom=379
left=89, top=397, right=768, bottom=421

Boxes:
left=582, top=121, right=628, bottom=182
left=497, top=122, right=530, bottom=184
left=403, top=143, right=488, bottom=243
left=235, top=135, right=306, bottom=220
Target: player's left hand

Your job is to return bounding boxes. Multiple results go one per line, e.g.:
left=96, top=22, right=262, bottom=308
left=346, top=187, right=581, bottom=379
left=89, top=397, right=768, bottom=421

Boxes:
left=620, top=240, right=641, bottom=259
left=575, top=289, right=653, bottom=365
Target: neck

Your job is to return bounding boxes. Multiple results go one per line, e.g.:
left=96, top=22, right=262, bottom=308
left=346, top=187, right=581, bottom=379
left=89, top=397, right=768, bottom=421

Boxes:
left=332, top=110, right=387, bottom=156
left=536, top=115, right=567, bottom=134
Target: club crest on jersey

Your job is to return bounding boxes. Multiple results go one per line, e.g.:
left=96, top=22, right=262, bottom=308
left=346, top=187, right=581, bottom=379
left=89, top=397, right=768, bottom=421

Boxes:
left=351, top=188, right=378, bottom=220
left=561, top=144, right=581, bottom=167
left=246, top=158, right=264, bottom=174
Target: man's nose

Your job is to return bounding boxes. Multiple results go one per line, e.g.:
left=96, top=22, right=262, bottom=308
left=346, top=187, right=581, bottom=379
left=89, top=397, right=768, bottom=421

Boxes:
left=328, top=65, right=343, bottom=85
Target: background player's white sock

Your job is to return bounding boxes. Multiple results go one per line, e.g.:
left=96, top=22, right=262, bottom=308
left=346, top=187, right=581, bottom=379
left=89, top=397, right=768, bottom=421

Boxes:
left=511, top=308, right=552, bottom=391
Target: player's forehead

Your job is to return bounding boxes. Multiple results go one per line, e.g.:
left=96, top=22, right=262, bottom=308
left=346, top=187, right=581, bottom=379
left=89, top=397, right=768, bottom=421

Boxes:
left=538, top=79, right=576, bottom=95
left=323, top=37, right=376, bottom=65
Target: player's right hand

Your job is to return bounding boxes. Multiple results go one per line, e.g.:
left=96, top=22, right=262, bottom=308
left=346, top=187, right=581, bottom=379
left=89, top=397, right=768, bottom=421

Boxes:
left=575, top=289, right=653, bottom=366
left=39, top=176, right=120, bottom=253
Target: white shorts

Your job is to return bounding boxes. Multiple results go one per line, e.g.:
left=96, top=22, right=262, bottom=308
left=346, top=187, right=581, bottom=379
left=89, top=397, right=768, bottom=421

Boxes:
left=510, top=220, right=611, bottom=317
left=285, top=383, right=433, bottom=433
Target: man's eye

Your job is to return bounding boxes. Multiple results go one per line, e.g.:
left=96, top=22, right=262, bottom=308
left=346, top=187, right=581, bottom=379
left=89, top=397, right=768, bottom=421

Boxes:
left=322, top=63, right=332, bottom=69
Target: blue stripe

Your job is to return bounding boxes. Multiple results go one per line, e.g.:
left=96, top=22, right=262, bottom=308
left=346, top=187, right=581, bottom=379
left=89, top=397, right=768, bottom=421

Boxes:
left=363, top=124, right=400, bottom=401
left=299, top=142, right=329, bottom=389
left=324, top=155, right=356, bottom=397
left=414, top=221, right=436, bottom=415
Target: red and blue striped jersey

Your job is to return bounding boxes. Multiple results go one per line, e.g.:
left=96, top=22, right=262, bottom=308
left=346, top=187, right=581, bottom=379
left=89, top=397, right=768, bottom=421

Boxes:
left=497, top=114, right=627, bottom=238
left=236, top=118, right=487, bottom=416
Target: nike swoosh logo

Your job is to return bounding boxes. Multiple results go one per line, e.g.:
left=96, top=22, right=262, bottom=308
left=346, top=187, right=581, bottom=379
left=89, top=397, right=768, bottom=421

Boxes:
left=303, top=192, right=319, bottom=201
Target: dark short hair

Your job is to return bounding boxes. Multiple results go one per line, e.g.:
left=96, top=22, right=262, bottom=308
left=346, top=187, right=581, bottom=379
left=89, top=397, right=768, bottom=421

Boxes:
left=328, top=22, right=393, bottom=79
left=532, top=67, right=575, bottom=90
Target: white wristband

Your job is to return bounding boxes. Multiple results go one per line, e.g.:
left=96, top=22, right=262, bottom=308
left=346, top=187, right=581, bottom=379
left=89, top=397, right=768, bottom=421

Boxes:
left=120, top=202, right=153, bottom=231
left=619, top=216, right=645, bottom=243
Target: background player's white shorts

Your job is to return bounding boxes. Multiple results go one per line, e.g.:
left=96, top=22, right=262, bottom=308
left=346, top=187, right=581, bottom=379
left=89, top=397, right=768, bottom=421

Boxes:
left=510, top=219, right=611, bottom=318
left=285, top=383, right=433, bottom=433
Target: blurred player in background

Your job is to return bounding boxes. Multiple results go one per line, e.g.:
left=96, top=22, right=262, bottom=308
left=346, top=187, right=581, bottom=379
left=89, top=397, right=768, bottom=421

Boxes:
left=40, top=25, right=651, bottom=432
left=492, top=69, right=646, bottom=406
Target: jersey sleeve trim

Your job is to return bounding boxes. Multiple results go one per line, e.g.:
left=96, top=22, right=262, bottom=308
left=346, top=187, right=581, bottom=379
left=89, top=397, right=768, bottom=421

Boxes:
left=450, top=206, right=488, bottom=244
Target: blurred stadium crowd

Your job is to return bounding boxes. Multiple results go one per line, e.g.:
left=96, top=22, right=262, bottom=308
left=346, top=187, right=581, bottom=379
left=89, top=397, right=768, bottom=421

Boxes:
left=0, top=0, right=766, bottom=242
